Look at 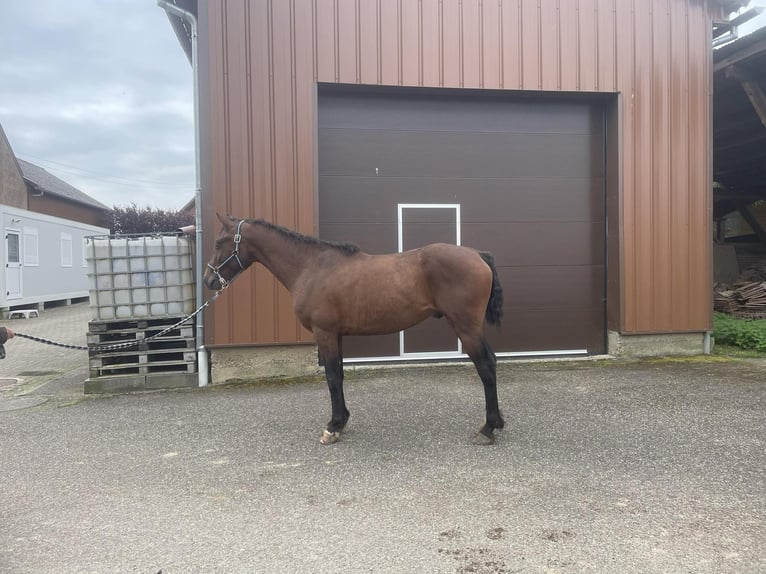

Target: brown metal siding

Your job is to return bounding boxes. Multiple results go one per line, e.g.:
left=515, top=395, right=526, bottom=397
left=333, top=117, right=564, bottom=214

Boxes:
left=198, top=0, right=721, bottom=347
left=201, top=0, right=315, bottom=346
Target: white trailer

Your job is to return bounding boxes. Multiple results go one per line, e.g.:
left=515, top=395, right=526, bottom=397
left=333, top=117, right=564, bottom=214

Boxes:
left=1, top=204, right=109, bottom=316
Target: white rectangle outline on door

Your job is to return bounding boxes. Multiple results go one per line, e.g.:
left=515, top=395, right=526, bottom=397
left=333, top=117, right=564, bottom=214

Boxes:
left=398, top=204, right=462, bottom=359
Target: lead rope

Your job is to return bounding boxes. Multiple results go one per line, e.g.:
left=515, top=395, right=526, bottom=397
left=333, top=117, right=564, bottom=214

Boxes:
left=13, top=290, right=223, bottom=352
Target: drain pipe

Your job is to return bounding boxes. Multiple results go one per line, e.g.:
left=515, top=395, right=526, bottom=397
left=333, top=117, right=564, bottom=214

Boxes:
left=157, top=0, right=209, bottom=386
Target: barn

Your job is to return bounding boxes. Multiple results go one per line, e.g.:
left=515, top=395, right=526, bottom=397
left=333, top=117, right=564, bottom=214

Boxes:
left=160, top=0, right=746, bottom=382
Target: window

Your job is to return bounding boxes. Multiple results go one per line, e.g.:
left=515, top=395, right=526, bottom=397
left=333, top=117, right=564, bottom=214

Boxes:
left=82, top=237, right=88, bottom=267
left=61, top=232, right=72, bottom=267
left=23, top=227, right=39, bottom=266
left=6, top=231, right=20, bottom=264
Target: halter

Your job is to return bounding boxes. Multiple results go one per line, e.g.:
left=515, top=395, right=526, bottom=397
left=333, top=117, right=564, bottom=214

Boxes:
left=207, top=219, right=247, bottom=288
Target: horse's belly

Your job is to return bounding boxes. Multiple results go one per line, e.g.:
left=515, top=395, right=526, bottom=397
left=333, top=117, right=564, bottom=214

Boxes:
left=299, top=253, right=437, bottom=336
left=340, top=300, right=433, bottom=336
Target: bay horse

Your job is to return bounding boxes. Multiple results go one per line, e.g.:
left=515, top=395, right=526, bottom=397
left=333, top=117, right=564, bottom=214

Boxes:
left=203, top=214, right=505, bottom=445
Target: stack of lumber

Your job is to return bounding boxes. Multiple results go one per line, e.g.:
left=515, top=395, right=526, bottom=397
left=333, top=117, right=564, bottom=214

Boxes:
left=715, top=281, right=766, bottom=318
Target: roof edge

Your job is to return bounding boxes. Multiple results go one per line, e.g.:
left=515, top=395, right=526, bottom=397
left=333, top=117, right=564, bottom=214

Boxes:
left=17, top=158, right=110, bottom=212
left=160, top=0, right=197, bottom=66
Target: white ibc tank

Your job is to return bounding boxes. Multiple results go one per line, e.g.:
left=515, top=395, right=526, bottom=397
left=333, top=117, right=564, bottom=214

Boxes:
left=86, top=235, right=195, bottom=321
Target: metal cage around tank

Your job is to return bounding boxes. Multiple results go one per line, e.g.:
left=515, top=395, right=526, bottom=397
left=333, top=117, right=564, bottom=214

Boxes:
left=85, top=233, right=195, bottom=321
left=84, top=233, right=198, bottom=393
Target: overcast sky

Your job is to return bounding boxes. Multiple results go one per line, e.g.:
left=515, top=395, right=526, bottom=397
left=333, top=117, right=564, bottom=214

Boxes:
left=0, top=0, right=194, bottom=211
left=737, top=2, right=766, bottom=35
left=1, top=2, right=764, bottom=213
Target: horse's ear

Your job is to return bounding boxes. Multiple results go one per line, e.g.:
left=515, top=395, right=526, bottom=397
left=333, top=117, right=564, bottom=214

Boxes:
left=216, top=212, right=228, bottom=226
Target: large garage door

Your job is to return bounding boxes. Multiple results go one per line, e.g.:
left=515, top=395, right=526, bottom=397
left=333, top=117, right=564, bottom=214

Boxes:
left=318, top=85, right=605, bottom=360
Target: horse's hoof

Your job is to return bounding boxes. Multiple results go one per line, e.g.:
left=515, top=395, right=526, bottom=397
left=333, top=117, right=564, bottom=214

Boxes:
left=320, top=430, right=341, bottom=445
left=473, top=431, right=496, bottom=446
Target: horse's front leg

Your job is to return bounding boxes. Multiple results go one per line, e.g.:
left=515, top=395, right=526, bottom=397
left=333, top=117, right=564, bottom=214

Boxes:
left=316, top=332, right=350, bottom=445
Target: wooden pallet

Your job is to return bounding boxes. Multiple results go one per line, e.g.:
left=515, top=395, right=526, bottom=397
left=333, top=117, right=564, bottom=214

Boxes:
left=89, top=351, right=196, bottom=377
left=88, top=316, right=194, bottom=335
left=87, top=316, right=196, bottom=378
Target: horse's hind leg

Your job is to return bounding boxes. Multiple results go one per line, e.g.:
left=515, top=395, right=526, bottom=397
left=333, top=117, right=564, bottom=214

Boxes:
left=316, top=332, right=350, bottom=445
left=461, top=334, right=505, bottom=445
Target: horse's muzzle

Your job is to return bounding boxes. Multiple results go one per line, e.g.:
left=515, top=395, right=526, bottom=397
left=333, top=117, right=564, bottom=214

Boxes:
left=203, top=267, right=222, bottom=291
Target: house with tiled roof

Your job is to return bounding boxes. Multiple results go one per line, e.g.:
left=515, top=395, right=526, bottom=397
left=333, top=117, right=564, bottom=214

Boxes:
left=18, top=158, right=110, bottom=228
left=0, top=123, right=109, bottom=316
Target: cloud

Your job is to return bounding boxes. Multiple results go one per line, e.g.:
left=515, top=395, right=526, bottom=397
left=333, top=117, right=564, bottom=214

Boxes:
left=0, top=0, right=195, bottom=210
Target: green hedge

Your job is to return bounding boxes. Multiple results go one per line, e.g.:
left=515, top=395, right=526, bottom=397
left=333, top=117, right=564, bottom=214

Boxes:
left=714, top=312, right=766, bottom=352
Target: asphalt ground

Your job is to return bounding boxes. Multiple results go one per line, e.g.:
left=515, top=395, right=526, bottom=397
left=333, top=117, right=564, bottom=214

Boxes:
left=0, top=304, right=765, bottom=573
left=0, top=302, right=91, bottom=409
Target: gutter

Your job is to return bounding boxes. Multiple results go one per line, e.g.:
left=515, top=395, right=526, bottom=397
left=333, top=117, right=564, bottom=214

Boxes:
left=157, top=0, right=209, bottom=387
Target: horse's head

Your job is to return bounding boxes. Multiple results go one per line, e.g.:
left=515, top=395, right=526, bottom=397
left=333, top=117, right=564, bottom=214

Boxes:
left=203, top=213, right=250, bottom=291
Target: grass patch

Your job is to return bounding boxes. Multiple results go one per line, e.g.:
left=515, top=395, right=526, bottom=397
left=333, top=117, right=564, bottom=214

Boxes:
left=644, top=355, right=734, bottom=364
left=712, top=343, right=766, bottom=358
left=713, top=312, right=766, bottom=357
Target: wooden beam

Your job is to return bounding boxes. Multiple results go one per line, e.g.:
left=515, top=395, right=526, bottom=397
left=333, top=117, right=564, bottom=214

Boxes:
left=735, top=200, right=766, bottom=245
left=726, top=65, right=766, bottom=129
left=715, top=132, right=766, bottom=153
left=714, top=36, right=766, bottom=72
left=713, top=192, right=763, bottom=202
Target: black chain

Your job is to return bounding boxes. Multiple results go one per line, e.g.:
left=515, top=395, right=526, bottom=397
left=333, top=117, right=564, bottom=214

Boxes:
left=14, top=291, right=221, bottom=352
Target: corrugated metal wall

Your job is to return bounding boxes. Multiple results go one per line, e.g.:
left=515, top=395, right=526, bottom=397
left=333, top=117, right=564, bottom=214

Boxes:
left=198, top=0, right=721, bottom=346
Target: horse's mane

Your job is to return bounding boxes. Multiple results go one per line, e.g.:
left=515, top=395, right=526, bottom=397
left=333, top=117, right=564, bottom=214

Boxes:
left=247, top=218, right=360, bottom=256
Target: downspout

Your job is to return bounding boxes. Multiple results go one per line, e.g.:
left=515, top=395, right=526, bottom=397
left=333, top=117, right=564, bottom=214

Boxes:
left=157, top=0, right=209, bottom=386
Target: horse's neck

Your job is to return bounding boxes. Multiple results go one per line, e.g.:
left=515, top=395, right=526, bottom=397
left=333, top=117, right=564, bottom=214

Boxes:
left=248, top=224, right=314, bottom=291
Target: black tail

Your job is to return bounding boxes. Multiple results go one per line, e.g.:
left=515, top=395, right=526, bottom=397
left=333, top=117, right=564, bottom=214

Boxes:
left=479, top=251, right=504, bottom=327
